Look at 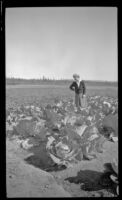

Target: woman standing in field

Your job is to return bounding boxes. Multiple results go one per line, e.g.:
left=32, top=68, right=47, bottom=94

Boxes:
left=69, top=74, right=87, bottom=111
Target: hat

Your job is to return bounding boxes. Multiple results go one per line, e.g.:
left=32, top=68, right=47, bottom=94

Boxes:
left=73, top=73, right=80, bottom=78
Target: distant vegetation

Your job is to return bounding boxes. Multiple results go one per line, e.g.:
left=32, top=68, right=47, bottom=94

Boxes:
left=6, top=77, right=117, bottom=87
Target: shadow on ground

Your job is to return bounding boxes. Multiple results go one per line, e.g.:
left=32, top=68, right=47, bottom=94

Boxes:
left=24, top=144, right=66, bottom=172
left=24, top=144, right=117, bottom=195
left=65, top=164, right=116, bottom=193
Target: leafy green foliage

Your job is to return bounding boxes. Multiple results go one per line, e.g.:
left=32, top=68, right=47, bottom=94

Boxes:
left=6, top=95, right=118, bottom=167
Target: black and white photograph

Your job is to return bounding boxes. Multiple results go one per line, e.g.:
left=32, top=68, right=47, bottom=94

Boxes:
left=6, top=6, right=118, bottom=197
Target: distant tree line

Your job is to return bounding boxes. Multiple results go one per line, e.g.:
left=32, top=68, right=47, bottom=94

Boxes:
left=6, top=77, right=117, bottom=87
left=6, top=77, right=71, bottom=85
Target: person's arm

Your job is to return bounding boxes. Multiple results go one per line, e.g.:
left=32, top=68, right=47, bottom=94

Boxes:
left=69, top=82, right=75, bottom=91
left=82, top=81, right=86, bottom=95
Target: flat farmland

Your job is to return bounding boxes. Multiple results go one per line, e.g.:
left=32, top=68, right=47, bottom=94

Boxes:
left=6, top=84, right=118, bottom=197
left=6, top=84, right=117, bottom=108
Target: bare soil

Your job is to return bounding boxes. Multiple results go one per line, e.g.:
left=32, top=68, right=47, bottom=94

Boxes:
left=6, top=137, right=118, bottom=197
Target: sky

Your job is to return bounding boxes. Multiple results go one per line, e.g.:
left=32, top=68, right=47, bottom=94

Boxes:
left=6, top=7, right=117, bottom=81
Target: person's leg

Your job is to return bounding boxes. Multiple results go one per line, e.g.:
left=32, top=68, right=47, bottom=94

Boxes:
left=79, top=94, right=82, bottom=107
left=76, top=94, right=83, bottom=111
left=75, top=93, right=79, bottom=110
left=80, top=94, right=87, bottom=108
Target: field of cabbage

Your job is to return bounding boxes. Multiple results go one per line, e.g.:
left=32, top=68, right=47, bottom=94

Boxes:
left=6, top=84, right=118, bottom=197
left=6, top=84, right=117, bottom=108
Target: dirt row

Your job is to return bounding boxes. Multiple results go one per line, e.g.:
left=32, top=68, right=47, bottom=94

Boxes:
left=6, top=137, right=118, bottom=197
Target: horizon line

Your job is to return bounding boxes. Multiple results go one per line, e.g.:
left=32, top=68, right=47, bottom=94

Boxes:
left=6, top=77, right=118, bottom=82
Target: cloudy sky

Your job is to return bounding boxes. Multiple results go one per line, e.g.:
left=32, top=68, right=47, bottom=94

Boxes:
left=6, top=7, right=117, bottom=81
